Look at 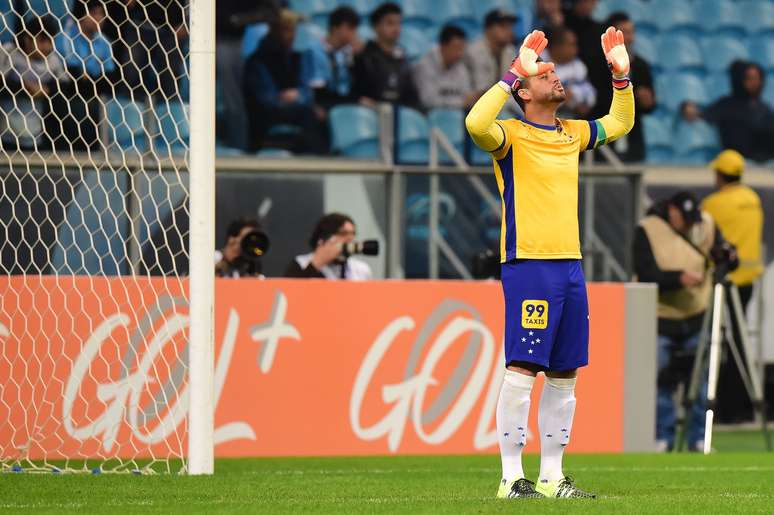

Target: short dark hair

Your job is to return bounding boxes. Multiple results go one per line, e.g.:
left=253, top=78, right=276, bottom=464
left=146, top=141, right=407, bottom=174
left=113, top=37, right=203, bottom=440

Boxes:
left=546, top=26, right=574, bottom=49
left=605, top=11, right=631, bottom=28
left=439, top=24, right=466, bottom=45
left=329, top=6, right=360, bottom=30
left=224, top=217, right=260, bottom=245
left=309, top=213, right=355, bottom=249
left=370, top=2, right=401, bottom=27
left=72, top=0, right=104, bottom=19
left=512, top=78, right=528, bottom=111
left=717, top=171, right=741, bottom=184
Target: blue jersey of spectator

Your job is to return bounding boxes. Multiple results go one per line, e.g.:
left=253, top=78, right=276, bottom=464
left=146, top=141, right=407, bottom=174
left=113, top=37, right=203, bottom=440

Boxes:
left=309, top=41, right=354, bottom=98
left=55, top=16, right=114, bottom=78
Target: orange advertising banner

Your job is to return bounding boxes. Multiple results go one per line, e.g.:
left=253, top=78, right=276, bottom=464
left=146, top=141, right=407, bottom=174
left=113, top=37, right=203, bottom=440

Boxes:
left=0, top=277, right=625, bottom=459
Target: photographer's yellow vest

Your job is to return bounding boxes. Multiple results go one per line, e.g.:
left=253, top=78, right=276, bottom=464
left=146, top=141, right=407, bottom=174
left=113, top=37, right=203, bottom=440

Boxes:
left=639, top=214, right=715, bottom=320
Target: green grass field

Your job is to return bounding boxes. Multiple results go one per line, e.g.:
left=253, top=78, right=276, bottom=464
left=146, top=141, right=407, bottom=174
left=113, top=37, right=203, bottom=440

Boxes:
left=3, top=430, right=773, bottom=514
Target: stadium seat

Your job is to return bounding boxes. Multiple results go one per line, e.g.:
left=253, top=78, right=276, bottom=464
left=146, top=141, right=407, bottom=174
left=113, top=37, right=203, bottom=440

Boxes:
left=764, top=73, right=774, bottom=107
left=704, top=72, right=731, bottom=104
left=472, top=0, right=516, bottom=26
left=602, top=0, right=648, bottom=24
left=155, top=101, right=189, bottom=154
left=634, top=35, right=656, bottom=65
left=674, top=120, right=720, bottom=164
left=358, top=24, right=375, bottom=43
left=256, top=148, right=294, bottom=158
left=215, top=145, right=245, bottom=156
left=0, top=0, right=13, bottom=43
left=654, top=35, right=703, bottom=73
left=26, top=0, right=72, bottom=20
left=329, top=104, right=380, bottom=158
left=241, top=23, right=269, bottom=60
left=469, top=144, right=492, bottom=166
left=695, top=0, right=746, bottom=39
left=288, top=0, right=333, bottom=27
left=700, top=36, right=750, bottom=74
left=106, top=98, right=148, bottom=152
left=341, top=0, right=379, bottom=17
left=428, top=108, right=465, bottom=164
left=400, top=0, right=434, bottom=30
left=432, top=0, right=478, bottom=37
left=641, top=115, right=673, bottom=163
left=650, top=0, right=700, bottom=35
left=396, top=106, right=430, bottom=164
left=747, top=36, right=774, bottom=73
left=294, top=22, right=326, bottom=52
left=655, top=73, right=709, bottom=112
left=400, top=26, right=431, bottom=62
left=739, top=0, right=774, bottom=35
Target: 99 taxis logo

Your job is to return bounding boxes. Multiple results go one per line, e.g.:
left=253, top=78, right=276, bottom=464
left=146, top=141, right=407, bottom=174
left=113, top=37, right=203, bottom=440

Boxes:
left=521, top=300, right=548, bottom=329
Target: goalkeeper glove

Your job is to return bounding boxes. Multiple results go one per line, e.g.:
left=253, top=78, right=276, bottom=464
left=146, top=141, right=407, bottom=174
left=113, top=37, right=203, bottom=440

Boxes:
left=500, top=30, right=555, bottom=90
left=601, top=26, right=630, bottom=87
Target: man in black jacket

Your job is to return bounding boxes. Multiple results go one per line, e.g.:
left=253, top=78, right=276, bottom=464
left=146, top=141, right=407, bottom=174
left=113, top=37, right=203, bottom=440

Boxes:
left=351, top=2, right=418, bottom=107
left=634, top=191, right=737, bottom=452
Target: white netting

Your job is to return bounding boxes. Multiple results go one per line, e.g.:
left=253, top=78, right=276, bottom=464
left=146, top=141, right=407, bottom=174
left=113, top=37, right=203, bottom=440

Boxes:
left=0, top=0, right=191, bottom=474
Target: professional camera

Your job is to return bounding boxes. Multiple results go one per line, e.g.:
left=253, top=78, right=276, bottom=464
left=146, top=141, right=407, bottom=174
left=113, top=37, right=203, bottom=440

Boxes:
left=342, top=239, right=379, bottom=257
left=233, top=229, right=271, bottom=276
left=472, top=248, right=501, bottom=279
left=710, top=241, right=738, bottom=283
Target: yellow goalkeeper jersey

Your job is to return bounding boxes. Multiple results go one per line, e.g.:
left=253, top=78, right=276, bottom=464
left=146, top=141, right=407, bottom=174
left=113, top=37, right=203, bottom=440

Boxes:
left=466, top=83, right=634, bottom=261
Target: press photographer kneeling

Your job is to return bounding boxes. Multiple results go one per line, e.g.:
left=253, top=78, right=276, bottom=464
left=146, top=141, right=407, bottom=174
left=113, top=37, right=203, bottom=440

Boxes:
left=633, top=192, right=738, bottom=452
left=285, top=213, right=377, bottom=280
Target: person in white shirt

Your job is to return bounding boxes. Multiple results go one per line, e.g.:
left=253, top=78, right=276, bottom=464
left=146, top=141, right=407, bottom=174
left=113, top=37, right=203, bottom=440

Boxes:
left=285, top=213, right=372, bottom=280
left=544, top=26, right=596, bottom=119
left=413, top=24, right=475, bottom=110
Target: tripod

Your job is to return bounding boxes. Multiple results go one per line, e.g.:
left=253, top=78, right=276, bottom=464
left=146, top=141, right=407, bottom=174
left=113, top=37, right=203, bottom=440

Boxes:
left=675, top=275, right=772, bottom=453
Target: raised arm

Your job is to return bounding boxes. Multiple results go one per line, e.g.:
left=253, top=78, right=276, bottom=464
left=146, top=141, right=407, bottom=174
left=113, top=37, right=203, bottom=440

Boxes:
left=586, top=27, right=635, bottom=149
left=465, top=30, right=555, bottom=152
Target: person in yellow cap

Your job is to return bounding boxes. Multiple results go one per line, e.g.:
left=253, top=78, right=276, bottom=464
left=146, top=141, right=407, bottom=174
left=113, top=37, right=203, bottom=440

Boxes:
left=700, top=149, right=764, bottom=423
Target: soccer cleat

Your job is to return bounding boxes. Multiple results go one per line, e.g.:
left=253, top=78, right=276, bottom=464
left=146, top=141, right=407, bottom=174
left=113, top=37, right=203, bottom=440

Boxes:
left=496, top=478, right=544, bottom=499
left=536, top=476, right=596, bottom=499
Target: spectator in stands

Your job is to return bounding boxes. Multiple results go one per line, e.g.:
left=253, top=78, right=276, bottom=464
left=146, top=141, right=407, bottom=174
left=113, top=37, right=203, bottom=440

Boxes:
left=351, top=2, right=418, bottom=107
left=310, top=6, right=363, bottom=111
left=563, top=0, right=610, bottom=120
left=55, top=0, right=115, bottom=151
left=0, top=16, right=69, bottom=150
left=545, top=26, right=595, bottom=119
left=215, top=217, right=266, bottom=278
left=633, top=191, right=737, bottom=452
left=103, top=0, right=187, bottom=100
left=285, top=213, right=372, bottom=280
left=533, top=0, right=565, bottom=32
left=602, top=12, right=655, bottom=162
left=216, top=1, right=280, bottom=151
left=244, top=9, right=327, bottom=154
left=413, top=25, right=475, bottom=110
left=682, top=60, right=774, bottom=163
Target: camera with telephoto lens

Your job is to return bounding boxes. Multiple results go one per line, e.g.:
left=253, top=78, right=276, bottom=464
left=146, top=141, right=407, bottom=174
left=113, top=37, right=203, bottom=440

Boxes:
left=234, top=229, right=271, bottom=276
left=710, top=241, right=738, bottom=283
left=342, top=240, right=379, bottom=257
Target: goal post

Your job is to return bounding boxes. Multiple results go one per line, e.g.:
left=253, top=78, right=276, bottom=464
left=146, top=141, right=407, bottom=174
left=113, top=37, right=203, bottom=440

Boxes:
left=0, top=0, right=215, bottom=474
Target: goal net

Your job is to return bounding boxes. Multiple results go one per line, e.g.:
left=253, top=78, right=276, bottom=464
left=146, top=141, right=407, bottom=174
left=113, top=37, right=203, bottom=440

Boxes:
left=0, top=0, right=200, bottom=474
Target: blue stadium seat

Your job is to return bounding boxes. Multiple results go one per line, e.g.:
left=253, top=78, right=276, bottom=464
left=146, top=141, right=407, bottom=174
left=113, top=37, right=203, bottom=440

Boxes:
left=655, top=73, right=709, bottom=112
left=288, top=0, right=334, bottom=27
left=341, top=0, right=379, bottom=17
left=472, top=0, right=516, bottom=25
left=650, top=0, right=700, bottom=35
left=329, top=104, right=380, bottom=158
left=642, top=115, right=673, bottom=164
left=602, top=0, right=648, bottom=24
left=396, top=107, right=430, bottom=164
left=155, top=101, right=189, bottom=154
left=592, top=0, right=613, bottom=23
left=704, top=72, right=731, bottom=103
left=700, top=36, right=750, bottom=74
left=432, top=0, right=477, bottom=36
left=26, top=0, right=72, bottom=20
left=400, top=0, right=434, bottom=30
left=634, top=35, right=656, bottom=64
left=674, top=120, right=720, bottom=164
left=747, top=36, right=774, bottom=73
left=0, top=0, right=14, bottom=44
left=256, top=148, right=294, bottom=158
left=695, top=0, right=746, bottom=39
left=739, top=0, right=774, bottom=35
left=358, top=24, right=375, bottom=42
left=654, top=35, right=703, bottom=73
left=764, top=73, right=774, bottom=107
left=294, top=22, right=325, bottom=52
left=400, top=26, right=431, bottom=61
left=428, top=108, right=465, bottom=164
left=216, top=145, right=245, bottom=156
left=241, top=23, right=269, bottom=59
left=470, top=145, right=492, bottom=166
left=106, top=98, right=147, bottom=152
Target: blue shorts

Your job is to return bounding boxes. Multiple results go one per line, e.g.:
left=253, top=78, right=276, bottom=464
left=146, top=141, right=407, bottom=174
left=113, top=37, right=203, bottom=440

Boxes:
left=501, top=259, right=589, bottom=371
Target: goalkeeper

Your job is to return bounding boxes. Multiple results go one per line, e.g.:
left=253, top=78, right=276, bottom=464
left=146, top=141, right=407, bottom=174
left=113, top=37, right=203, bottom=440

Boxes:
left=465, top=27, right=634, bottom=499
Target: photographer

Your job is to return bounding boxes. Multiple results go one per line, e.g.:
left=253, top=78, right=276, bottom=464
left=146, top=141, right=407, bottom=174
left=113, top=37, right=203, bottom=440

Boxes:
left=215, top=218, right=269, bottom=278
left=285, top=213, right=373, bottom=280
left=633, top=191, right=738, bottom=452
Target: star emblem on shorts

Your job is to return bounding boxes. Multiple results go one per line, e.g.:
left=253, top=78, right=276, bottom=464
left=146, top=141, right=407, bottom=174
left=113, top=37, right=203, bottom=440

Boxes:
left=530, top=340, right=535, bottom=345
left=529, top=331, right=534, bottom=336
left=521, top=337, right=526, bottom=342
left=528, top=349, right=533, bottom=354
left=536, top=338, right=541, bottom=343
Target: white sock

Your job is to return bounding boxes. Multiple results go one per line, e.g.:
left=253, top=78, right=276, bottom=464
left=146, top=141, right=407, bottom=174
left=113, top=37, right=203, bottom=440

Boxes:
left=496, top=369, right=535, bottom=481
left=538, top=376, right=577, bottom=483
